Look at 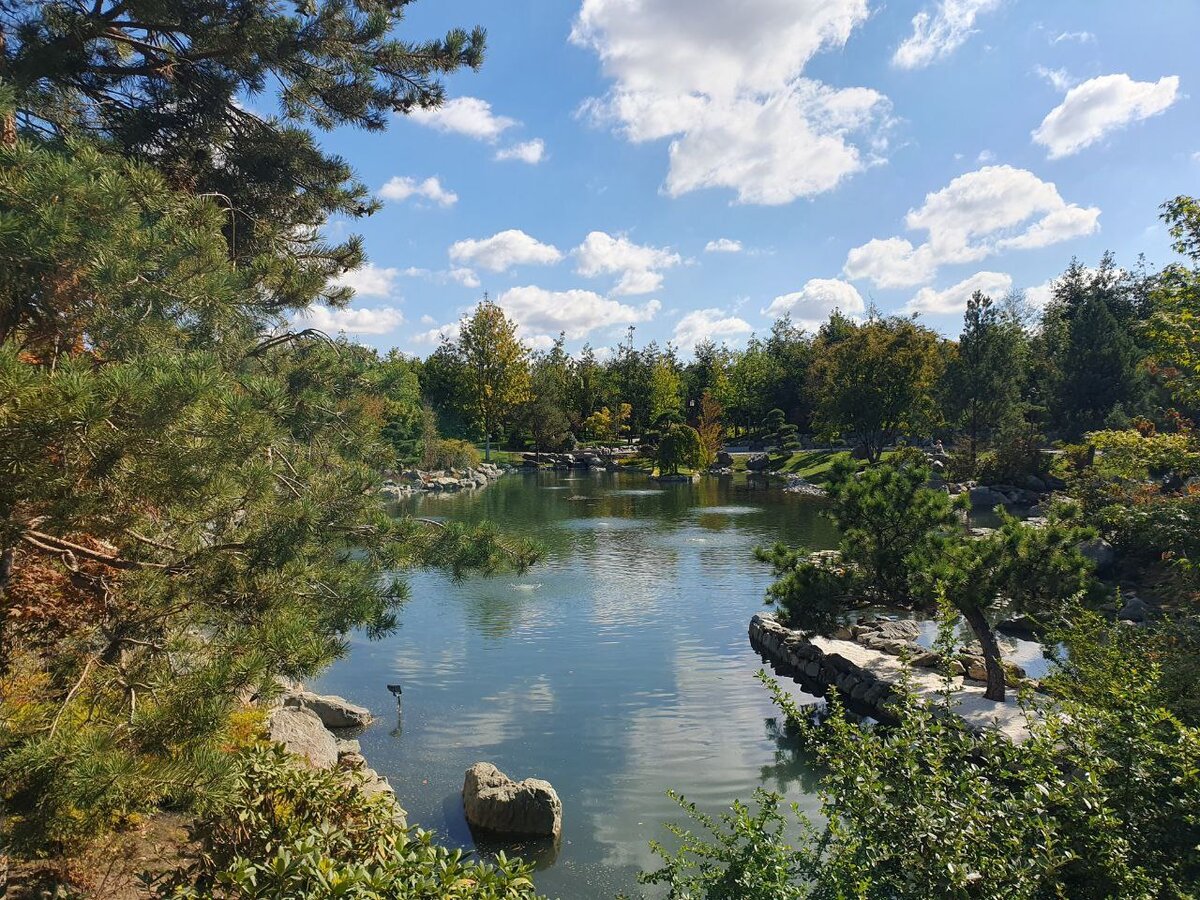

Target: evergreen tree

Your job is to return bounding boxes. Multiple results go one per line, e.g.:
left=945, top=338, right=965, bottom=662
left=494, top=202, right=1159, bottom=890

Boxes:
left=2, top=0, right=485, bottom=314
left=1038, top=258, right=1147, bottom=438
left=944, top=291, right=1027, bottom=477
left=0, top=140, right=535, bottom=849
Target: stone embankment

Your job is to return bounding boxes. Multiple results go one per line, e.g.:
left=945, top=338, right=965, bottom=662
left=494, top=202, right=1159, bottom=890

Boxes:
left=750, top=613, right=1042, bottom=743
left=379, top=462, right=506, bottom=499
left=265, top=685, right=405, bottom=822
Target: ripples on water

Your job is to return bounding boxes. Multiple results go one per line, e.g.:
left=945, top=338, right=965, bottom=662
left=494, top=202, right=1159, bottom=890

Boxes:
left=319, top=471, right=838, bottom=899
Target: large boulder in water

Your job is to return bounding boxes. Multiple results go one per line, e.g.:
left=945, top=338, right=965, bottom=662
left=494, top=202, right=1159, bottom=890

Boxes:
left=463, top=762, right=562, bottom=838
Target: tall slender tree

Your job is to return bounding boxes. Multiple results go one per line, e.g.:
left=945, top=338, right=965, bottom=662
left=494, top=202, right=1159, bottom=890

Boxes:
left=456, top=299, right=531, bottom=461
left=945, top=291, right=1027, bottom=476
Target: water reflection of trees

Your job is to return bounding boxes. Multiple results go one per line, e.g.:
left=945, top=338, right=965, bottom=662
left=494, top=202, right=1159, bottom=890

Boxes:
left=758, top=714, right=822, bottom=797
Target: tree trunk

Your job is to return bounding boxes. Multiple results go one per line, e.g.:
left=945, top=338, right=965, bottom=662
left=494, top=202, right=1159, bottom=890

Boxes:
left=961, top=603, right=1006, bottom=701
left=0, top=26, right=14, bottom=147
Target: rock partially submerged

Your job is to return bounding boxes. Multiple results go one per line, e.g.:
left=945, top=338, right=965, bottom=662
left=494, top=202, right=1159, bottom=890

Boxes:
left=462, top=762, right=562, bottom=838
left=283, top=690, right=372, bottom=729
left=265, top=692, right=406, bottom=824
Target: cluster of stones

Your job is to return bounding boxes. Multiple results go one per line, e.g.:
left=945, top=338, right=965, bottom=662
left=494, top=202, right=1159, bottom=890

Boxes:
left=520, top=448, right=637, bottom=470
left=835, top=617, right=1029, bottom=685
left=378, top=462, right=506, bottom=499
left=263, top=685, right=564, bottom=841
left=265, top=687, right=405, bottom=822
left=750, top=613, right=1038, bottom=724
left=749, top=613, right=901, bottom=723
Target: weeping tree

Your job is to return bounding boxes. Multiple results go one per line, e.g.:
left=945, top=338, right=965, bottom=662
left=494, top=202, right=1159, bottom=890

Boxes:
left=657, top=424, right=703, bottom=476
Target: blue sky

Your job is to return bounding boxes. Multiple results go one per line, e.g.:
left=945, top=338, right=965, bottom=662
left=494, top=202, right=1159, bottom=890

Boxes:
left=300, top=0, right=1200, bottom=356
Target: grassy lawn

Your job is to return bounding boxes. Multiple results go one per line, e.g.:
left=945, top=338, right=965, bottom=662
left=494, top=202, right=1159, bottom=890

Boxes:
left=474, top=447, right=525, bottom=466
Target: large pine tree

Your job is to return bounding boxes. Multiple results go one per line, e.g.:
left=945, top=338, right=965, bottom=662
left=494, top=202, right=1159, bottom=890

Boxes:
left=2, top=0, right=485, bottom=313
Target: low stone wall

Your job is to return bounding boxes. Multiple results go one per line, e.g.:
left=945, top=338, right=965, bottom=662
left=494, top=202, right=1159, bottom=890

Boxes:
left=749, top=613, right=899, bottom=724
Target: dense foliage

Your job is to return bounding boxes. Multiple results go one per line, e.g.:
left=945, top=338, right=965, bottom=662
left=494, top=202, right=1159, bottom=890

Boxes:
left=0, top=1, right=544, bottom=878
left=152, top=744, right=541, bottom=899
left=639, top=620, right=1200, bottom=899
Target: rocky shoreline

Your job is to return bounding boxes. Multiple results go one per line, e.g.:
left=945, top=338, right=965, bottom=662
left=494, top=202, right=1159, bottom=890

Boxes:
left=265, top=685, right=406, bottom=822
left=379, top=461, right=507, bottom=499
left=749, top=613, right=1043, bottom=741
left=263, top=685, right=564, bottom=842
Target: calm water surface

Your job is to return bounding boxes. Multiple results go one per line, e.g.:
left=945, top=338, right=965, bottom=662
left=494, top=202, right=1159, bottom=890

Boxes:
left=315, top=470, right=838, bottom=899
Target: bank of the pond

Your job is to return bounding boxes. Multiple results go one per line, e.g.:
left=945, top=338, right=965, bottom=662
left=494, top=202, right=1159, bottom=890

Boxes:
left=749, top=614, right=1043, bottom=743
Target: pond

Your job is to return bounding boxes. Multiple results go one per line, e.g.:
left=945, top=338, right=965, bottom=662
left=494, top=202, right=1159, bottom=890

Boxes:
left=313, top=469, right=1045, bottom=899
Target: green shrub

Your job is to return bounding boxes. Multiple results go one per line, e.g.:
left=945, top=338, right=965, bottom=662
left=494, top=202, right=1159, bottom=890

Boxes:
left=151, top=744, right=541, bottom=899
left=640, top=638, right=1200, bottom=899
left=428, top=439, right=481, bottom=471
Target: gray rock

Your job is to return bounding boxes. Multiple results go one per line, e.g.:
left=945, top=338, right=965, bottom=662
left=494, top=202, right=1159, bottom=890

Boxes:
left=463, top=762, right=562, bottom=838
left=1118, top=596, right=1148, bottom=622
left=969, top=486, right=1007, bottom=509
left=745, top=453, right=771, bottom=472
left=716, top=450, right=734, bottom=467
left=866, top=620, right=921, bottom=642
left=1021, top=474, right=1047, bottom=492
left=267, top=706, right=338, bottom=769
left=284, top=691, right=372, bottom=729
left=1078, top=538, right=1116, bottom=573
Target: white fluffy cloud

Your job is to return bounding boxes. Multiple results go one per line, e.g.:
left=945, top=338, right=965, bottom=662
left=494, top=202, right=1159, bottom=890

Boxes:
left=378, top=176, right=458, bottom=207
left=302, top=304, right=404, bottom=336
left=495, top=139, right=546, bottom=164
left=573, top=231, right=682, bottom=295
left=844, top=165, right=1100, bottom=288
left=1024, top=279, right=1055, bottom=309
left=496, top=285, right=661, bottom=341
left=571, top=0, right=889, bottom=205
left=906, top=271, right=1013, bottom=315
left=893, top=0, right=1002, bottom=70
left=672, top=308, right=753, bottom=351
left=409, top=97, right=516, bottom=142
left=705, top=238, right=743, bottom=253
left=412, top=321, right=461, bottom=346
left=332, top=263, right=401, bottom=297
left=448, top=230, right=564, bottom=273
left=763, top=278, right=865, bottom=329
left=1032, top=74, right=1181, bottom=159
